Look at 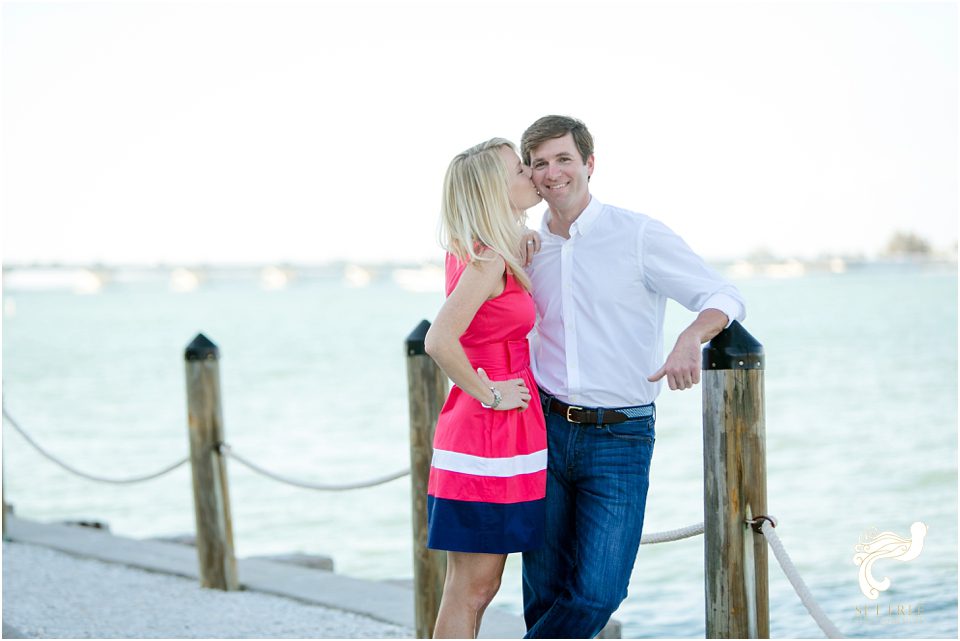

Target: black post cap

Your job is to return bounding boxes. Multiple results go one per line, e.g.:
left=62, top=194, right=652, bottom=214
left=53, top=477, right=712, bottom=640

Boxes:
left=185, top=333, right=220, bottom=361
left=405, top=319, right=432, bottom=356
left=702, top=321, right=764, bottom=371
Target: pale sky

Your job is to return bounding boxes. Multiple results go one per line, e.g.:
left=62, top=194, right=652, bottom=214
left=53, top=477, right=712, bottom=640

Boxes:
left=2, top=0, right=957, bottom=265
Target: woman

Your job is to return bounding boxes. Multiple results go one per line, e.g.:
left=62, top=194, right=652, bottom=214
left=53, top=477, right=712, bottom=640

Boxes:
left=423, top=138, right=546, bottom=638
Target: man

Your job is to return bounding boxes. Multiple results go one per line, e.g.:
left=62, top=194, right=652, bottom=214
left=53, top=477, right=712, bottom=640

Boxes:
left=520, top=115, right=745, bottom=638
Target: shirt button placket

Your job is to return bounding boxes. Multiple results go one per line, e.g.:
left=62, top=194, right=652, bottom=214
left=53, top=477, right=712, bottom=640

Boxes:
left=560, top=236, right=579, bottom=402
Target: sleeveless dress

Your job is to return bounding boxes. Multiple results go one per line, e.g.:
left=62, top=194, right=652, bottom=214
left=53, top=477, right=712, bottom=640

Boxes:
left=426, top=253, right=547, bottom=553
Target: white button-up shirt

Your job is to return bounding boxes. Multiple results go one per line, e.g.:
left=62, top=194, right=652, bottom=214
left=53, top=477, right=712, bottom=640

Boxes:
left=528, top=196, right=746, bottom=407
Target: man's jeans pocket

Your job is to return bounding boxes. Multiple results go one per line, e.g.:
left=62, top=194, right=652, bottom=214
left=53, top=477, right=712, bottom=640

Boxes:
left=601, top=416, right=655, bottom=442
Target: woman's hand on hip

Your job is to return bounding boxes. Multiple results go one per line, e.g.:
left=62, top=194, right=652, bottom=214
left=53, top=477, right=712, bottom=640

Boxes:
left=477, top=367, right=530, bottom=411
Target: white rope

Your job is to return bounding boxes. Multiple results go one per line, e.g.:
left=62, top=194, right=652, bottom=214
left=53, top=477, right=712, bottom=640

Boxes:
left=0, top=398, right=851, bottom=639
left=641, top=521, right=704, bottom=544
left=0, top=401, right=848, bottom=639
left=758, top=518, right=845, bottom=639
left=220, top=444, right=410, bottom=491
left=2, top=407, right=189, bottom=484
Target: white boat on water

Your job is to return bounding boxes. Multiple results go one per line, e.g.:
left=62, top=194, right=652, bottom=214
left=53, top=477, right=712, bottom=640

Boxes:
left=726, top=259, right=807, bottom=279
left=260, top=265, right=293, bottom=290
left=344, top=264, right=373, bottom=288
left=2, top=268, right=106, bottom=294
left=170, top=268, right=201, bottom=292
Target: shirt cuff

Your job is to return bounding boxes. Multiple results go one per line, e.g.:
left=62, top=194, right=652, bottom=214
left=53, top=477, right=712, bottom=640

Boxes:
left=700, top=294, right=744, bottom=328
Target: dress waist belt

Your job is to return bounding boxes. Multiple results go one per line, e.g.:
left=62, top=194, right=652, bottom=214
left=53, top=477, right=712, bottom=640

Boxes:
left=462, top=339, right=530, bottom=376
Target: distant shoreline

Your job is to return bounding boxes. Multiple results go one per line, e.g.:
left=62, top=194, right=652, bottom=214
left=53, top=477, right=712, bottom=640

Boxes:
left=3, top=255, right=957, bottom=296
left=3, top=252, right=957, bottom=272
left=2, top=255, right=955, bottom=296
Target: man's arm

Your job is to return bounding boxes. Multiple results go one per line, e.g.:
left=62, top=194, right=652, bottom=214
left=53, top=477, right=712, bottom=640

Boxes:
left=639, top=218, right=745, bottom=391
left=647, top=308, right=728, bottom=391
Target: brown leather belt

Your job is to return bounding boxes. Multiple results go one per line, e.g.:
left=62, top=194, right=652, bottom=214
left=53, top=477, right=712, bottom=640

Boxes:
left=542, top=395, right=653, bottom=425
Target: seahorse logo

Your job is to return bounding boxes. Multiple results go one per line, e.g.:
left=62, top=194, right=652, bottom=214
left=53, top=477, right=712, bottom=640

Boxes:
left=853, top=522, right=927, bottom=600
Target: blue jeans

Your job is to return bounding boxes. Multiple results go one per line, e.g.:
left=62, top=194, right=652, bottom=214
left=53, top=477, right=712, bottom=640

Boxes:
left=521, top=404, right=655, bottom=639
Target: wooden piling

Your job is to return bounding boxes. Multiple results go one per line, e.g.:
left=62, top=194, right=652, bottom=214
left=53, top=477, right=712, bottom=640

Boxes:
left=702, top=321, right=768, bottom=638
left=405, top=320, right=449, bottom=638
left=184, top=333, right=239, bottom=591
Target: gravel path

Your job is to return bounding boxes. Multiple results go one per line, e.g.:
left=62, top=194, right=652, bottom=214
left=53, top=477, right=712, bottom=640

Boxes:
left=2, top=542, right=412, bottom=638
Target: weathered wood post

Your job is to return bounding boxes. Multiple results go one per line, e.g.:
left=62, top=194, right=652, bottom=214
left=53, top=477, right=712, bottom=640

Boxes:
left=702, top=321, right=768, bottom=638
left=405, top=320, right=448, bottom=638
left=184, top=333, right=239, bottom=591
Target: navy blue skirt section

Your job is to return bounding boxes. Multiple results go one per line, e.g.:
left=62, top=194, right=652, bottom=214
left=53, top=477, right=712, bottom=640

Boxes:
left=427, top=495, right=545, bottom=554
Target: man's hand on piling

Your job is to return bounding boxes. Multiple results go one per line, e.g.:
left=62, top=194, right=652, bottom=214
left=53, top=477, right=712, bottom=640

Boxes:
left=648, top=332, right=702, bottom=391
left=648, top=309, right=729, bottom=390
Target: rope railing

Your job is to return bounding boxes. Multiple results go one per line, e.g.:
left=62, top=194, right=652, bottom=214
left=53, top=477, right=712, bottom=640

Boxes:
left=2, top=406, right=701, bottom=512
left=2, top=404, right=705, bottom=526
left=2, top=406, right=409, bottom=491
left=641, top=521, right=704, bottom=544
left=756, top=517, right=845, bottom=639
left=4, top=404, right=845, bottom=638
left=637, top=516, right=844, bottom=638
left=2, top=407, right=188, bottom=485
left=218, top=443, right=410, bottom=491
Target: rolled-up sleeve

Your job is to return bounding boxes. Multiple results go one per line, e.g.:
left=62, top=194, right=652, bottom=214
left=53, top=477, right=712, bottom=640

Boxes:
left=701, top=292, right=745, bottom=327
left=640, top=219, right=746, bottom=326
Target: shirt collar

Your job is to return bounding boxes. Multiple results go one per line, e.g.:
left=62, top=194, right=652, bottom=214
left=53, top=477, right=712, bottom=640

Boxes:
left=538, top=195, right=604, bottom=239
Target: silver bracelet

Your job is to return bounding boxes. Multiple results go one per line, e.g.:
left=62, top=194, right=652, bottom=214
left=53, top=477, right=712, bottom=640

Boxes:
left=480, top=386, right=502, bottom=409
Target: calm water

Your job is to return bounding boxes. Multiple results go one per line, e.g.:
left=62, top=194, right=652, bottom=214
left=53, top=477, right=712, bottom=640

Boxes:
left=2, top=264, right=957, bottom=638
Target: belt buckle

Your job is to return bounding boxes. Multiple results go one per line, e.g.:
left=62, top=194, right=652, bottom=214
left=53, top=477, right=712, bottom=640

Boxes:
left=565, top=405, right=584, bottom=423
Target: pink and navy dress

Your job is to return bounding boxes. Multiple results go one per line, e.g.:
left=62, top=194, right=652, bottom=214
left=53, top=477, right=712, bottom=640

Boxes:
left=426, top=253, right=547, bottom=554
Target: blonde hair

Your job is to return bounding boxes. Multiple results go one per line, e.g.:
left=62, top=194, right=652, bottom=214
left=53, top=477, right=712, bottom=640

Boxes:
left=440, top=138, right=532, bottom=291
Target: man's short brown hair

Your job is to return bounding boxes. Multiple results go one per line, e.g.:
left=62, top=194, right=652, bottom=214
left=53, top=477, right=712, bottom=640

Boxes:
left=521, top=115, right=594, bottom=166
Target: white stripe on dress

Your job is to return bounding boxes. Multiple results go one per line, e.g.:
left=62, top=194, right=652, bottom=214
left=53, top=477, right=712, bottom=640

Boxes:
left=430, top=448, right=548, bottom=477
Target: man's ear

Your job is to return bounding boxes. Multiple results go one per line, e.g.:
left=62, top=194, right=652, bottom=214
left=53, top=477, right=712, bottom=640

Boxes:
left=586, top=154, right=595, bottom=181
